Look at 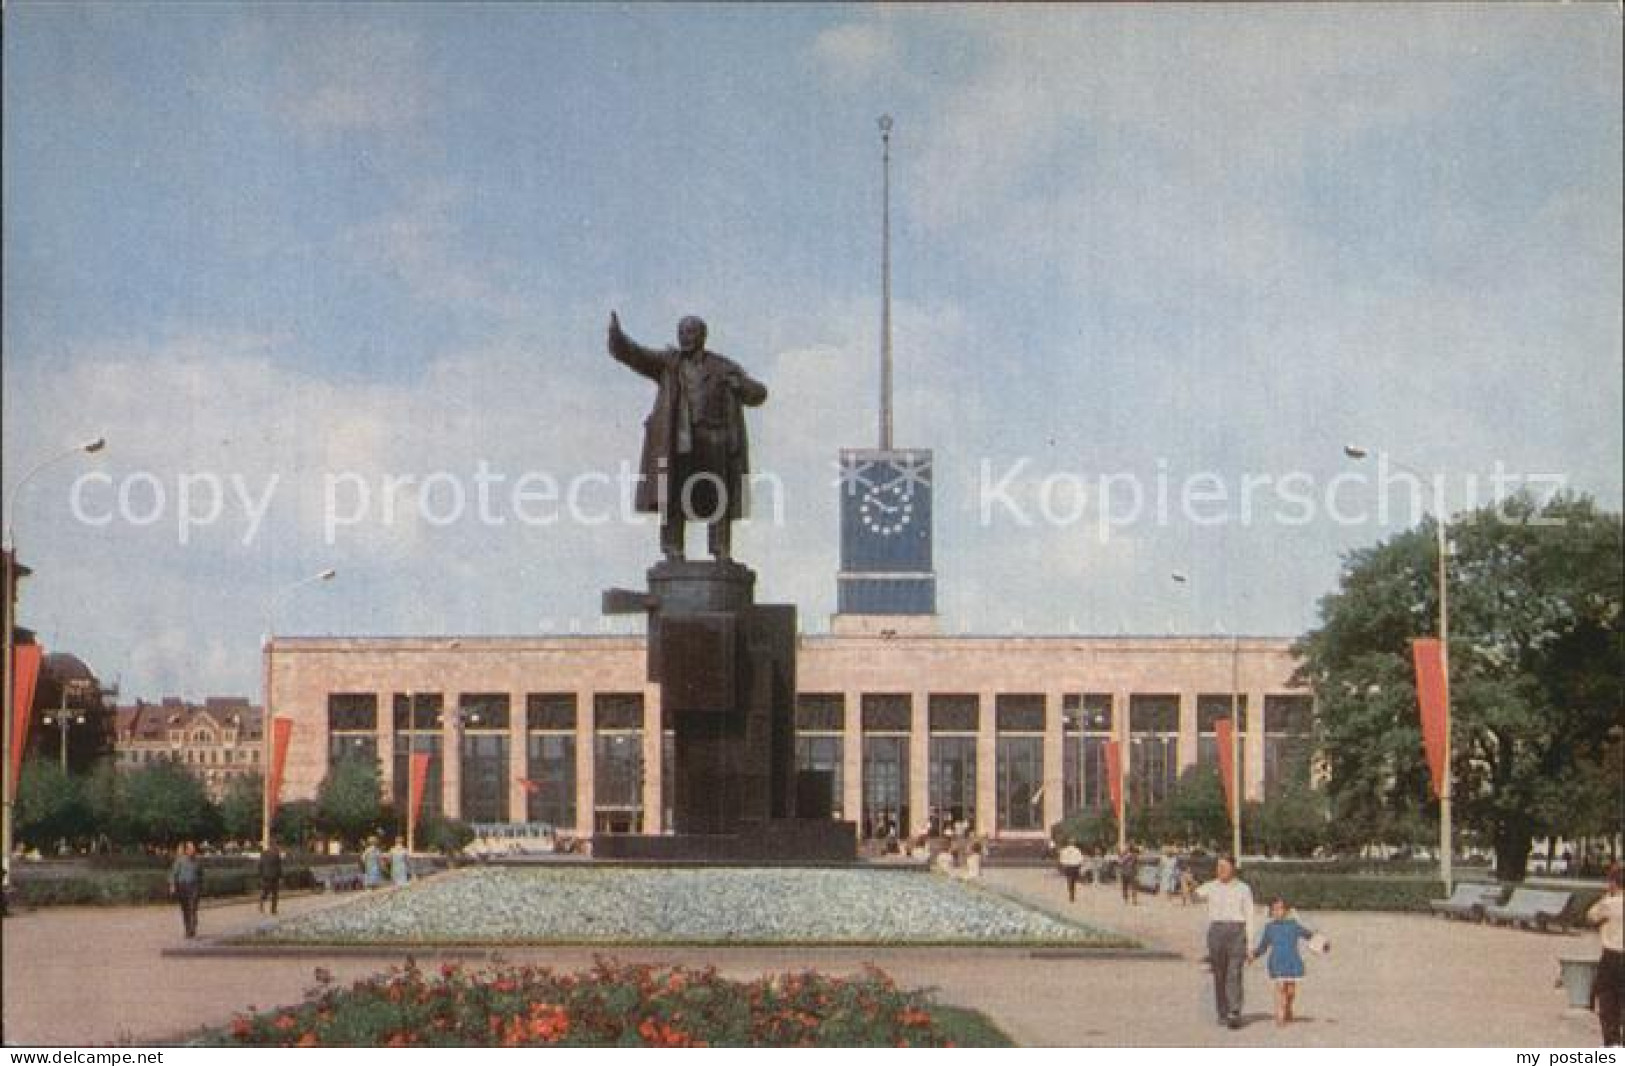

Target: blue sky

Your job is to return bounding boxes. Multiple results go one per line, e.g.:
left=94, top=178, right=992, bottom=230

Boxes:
left=4, top=4, right=1620, bottom=699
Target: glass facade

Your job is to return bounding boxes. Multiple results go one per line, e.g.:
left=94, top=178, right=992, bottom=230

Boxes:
left=1129, top=694, right=1180, bottom=806
left=928, top=735, right=976, bottom=831
left=861, top=736, right=908, bottom=840
left=795, top=734, right=844, bottom=819
left=525, top=733, right=575, bottom=828
left=1264, top=695, right=1315, bottom=794
left=1196, top=693, right=1248, bottom=789
left=392, top=693, right=444, bottom=821
left=996, top=736, right=1043, bottom=831
left=460, top=732, right=509, bottom=824
left=594, top=731, right=643, bottom=834
left=1062, top=694, right=1113, bottom=813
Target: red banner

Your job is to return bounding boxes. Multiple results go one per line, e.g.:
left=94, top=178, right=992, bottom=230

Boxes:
left=9, top=642, right=44, bottom=801
left=1412, top=638, right=1449, bottom=798
left=267, top=716, right=294, bottom=814
left=516, top=777, right=540, bottom=794
left=408, top=751, right=432, bottom=837
left=1105, top=739, right=1123, bottom=820
left=1215, top=717, right=1238, bottom=822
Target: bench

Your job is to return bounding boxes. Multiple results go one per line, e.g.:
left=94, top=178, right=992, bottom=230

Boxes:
left=1483, top=888, right=1573, bottom=932
left=1429, top=882, right=1504, bottom=921
left=311, top=867, right=364, bottom=893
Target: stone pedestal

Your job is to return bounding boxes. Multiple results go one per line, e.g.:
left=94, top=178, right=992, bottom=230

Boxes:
left=602, top=558, right=856, bottom=861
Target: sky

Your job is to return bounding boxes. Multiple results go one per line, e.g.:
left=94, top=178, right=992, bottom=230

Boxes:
left=3, top=3, right=1620, bottom=701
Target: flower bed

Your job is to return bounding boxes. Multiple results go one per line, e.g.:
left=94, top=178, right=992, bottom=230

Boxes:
left=198, top=960, right=1012, bottom=1047
left=245, top=866, right=1131, bottom=947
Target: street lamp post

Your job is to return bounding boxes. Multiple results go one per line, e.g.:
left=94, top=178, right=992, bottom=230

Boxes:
left=1171, top=571, right=1244, bottom=862
left=260, top=568, right=336, bottom=850
left=41, top=682, right=88, bottom=772
left=1344, top=444, right=1452, bottom=892
left=3, top=436, right=105, bottom=890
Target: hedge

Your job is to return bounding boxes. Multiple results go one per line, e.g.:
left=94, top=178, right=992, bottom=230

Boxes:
left=1241, top=872, right=1439, bottom=912
left=11, top=864, right=315, bottom=907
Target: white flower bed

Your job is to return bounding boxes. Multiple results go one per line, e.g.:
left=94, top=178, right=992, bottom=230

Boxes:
left=254, top=866, right=1126, bottom=946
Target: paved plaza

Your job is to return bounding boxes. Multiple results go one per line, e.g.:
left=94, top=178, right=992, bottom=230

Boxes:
left=0, top=867, right=1606, bottom=1047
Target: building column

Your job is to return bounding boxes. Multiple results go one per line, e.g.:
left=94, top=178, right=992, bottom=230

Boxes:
left=441, top=693, right=462, bottom=821
left=842, top=689, right=862, bottom=830
left=508, top=691, right=527, bottom=824
left=1042, top=689, right=1064, bottom=832
left=1177, top=690, right=1198, bottom=771
left=376, top=690, right=395, bottom=799
left=908, top=690, right=929, bottom=839
left=642, top=684, right=663, bottom=834
left=576, top=692, right=595, bottom=838
left=1115, top=689, right=1132, bottom=838
left=976, top=689, right=997, bottom=837
left=1246, top=689, right=1267, bottom=802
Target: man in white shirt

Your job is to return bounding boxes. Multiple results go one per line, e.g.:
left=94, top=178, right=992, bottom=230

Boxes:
left=1194, top=855, right=1257, bottom=1029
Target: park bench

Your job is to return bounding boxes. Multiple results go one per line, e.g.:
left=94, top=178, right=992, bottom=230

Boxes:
left=311, top=867, right=364, bottom=893
left=1483, top=888, right=1573, bottom=932
left=1429, top=882, right=1504, bottom=921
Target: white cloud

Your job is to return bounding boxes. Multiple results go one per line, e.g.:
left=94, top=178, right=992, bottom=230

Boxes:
left=809, top=20, right=900, bottom=84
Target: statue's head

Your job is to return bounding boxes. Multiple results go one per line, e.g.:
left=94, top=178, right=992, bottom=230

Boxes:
left=677, top=315, right=708, bottom=353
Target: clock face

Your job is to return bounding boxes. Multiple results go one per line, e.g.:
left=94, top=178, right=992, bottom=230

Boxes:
left=859, top=480, right=916, bottom=537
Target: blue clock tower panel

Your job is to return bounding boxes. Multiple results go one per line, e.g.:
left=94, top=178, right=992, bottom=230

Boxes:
left=837, top=448, right=936, bottom=615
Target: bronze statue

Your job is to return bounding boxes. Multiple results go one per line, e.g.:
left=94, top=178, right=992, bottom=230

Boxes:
left=607, top=312, right=767, bottom=561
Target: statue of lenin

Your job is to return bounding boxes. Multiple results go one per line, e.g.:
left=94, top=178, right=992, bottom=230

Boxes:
left=607, top=312, right=768, bottom=561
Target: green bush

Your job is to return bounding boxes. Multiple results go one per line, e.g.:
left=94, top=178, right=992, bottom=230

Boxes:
left=1241, top=871, right=1439, bottom=912
left=11, top=862, right=315, bottom=907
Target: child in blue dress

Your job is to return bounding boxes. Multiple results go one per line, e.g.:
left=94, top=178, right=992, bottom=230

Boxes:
left=1250, top=896, right=1326, bottom=1026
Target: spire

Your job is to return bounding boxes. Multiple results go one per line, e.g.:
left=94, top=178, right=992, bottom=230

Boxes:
left=878, top=114, right=894, bottom=451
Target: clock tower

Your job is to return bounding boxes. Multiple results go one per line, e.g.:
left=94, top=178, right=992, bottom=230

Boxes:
left=833, top=117, right=938, bottom=635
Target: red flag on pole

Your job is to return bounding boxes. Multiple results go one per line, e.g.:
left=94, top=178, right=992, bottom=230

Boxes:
left=1215, top=718, right=1238, bottom=823
left=1412, top=638, right=1449, bottom=798
left=267, top=716, right=294, bottom=813
left=516, top=777, right=541, bottom=794
left=9, top=643, right=44, bottom=801
left=1105, top=739, right=1123, bottom=820
left=408, top=751, right=432, bottom=837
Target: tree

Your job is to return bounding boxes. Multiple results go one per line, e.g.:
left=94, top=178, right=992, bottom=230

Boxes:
left=420, top=814, right=474, bottom=856
left=274, top=799, right=320, bottom=851
left=1158, top=766, right=1230, bottom=849
left=116, top=761, right=221, bottom=846
left=218, top=771, right=264, bottom=845
left=1050, top=806, right=1118, bottom=853
left=1296, top=492, right=1623, bottom=880
left=1249, top=778, right=1330, bottom=857
left=315, top=755, right=384, bottom=849
left=14, top=758, right=92, bottom=850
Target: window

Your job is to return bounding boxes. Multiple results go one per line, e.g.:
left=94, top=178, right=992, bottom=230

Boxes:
left=1063, top=693, right=1112, bottom=734
left=459, top=693, right=510, bottom=731
left=795, top=693, right=845, bottom=733
left=594, top=693, right=644, bottom=731
left=594, top=733, right=643, bottom=833
left=460, top=732, right=509, bottom=824
left=996, top=736, right=1043, bottom=830
left=525, top=734, right=575, bottom=828
left=1129, top=695, right=1180, bottom=806
left=327, top=694, right=378, bottom=732
left=393, top=693, right=444, bottom=732
left=861, top=736, right=908, bottom=839
left=928, top=694, right=978, bottom=733
left=928, top=735, right=976, bottom=831
left=795, top=735, right=844, bottom=819
left=393, top=735, right=443, bottom=821
left=861, top=694, right=911, bottom=733
left=996, top=694, right=1045, bottom=733
left=1264, top=695, right=1315, bottom=794
left=527, top=693, right=577, bottom=731
left=1196, top=694, right=1248, bottom=783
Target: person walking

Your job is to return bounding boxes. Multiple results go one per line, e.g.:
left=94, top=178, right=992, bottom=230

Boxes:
left=1119, top=845, right=1140, bottom=906
left=360, top=837, right=384, bottom=889
left=1250, top=896, right=1324, bottom=1026
left=257, top=840, right=283, bottom=915
left=1058, top=841, right=1085, bottom=902
left=168, top=841, right=204, bottom=939
left=389, top=837, right=411, bottom=887
left=1588, top=864, right=1624, bottom=1046
left=1195, top=854, right=1257, bottom=1029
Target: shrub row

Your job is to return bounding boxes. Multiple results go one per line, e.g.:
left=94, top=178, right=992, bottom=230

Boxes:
left=1242, top=872, right=1439, bottom=912
left=12, top=865, right=316, bottom=907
